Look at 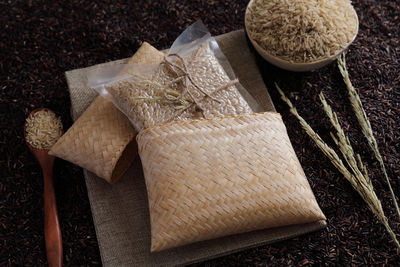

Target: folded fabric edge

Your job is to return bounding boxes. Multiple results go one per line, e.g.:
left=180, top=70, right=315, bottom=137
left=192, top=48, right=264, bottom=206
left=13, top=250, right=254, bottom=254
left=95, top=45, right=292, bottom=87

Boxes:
left=173, top=220, right=327, bottom=267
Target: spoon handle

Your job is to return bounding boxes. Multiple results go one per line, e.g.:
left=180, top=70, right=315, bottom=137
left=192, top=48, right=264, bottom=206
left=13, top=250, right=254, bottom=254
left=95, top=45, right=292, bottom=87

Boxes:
left=43, top=166, right=63, bottom=267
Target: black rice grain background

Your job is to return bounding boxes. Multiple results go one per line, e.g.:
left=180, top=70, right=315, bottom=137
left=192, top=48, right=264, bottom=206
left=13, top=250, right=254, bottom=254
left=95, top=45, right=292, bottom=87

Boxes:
left=1, top=0, right=399, bottom=266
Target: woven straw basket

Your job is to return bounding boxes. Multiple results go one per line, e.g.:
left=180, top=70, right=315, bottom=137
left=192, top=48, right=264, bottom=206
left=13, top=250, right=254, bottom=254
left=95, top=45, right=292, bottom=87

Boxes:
left=137, top=112, right=326, bottom=252
left=50, top=42, right=165, bottom=183
left=49, top=96, right=137, bottom=183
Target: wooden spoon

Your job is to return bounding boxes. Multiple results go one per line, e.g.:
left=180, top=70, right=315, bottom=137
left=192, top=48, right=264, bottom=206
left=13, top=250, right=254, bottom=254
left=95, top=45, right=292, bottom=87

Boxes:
left=25, top=108, right=63, bottom=267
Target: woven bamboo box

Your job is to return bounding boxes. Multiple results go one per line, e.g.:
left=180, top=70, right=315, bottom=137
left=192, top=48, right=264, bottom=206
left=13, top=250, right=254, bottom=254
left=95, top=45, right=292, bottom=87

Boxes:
left=137, top=112, right=326, bottom=251
left=49, top=42, right=165, bottom=183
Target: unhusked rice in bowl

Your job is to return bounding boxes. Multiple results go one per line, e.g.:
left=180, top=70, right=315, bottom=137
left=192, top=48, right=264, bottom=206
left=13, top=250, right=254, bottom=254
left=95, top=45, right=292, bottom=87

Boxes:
left=245, top=0, right=358, bottom=63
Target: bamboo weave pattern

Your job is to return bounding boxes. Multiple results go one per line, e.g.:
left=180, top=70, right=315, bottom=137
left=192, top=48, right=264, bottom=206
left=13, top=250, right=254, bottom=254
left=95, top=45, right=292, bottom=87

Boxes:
left=49, top=42, right=165, bottom=183
left=137, top=112, right=326, bottom=251
left=49, top=97, right=136, bottom=183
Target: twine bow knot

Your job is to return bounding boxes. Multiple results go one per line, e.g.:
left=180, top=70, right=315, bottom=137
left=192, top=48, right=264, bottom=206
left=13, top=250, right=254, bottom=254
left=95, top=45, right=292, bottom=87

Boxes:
left=129, top=53, right=238, bottom=121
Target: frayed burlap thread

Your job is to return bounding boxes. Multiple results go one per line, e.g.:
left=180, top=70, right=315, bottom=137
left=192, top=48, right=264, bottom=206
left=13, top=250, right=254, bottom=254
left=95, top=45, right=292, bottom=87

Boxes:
left=137, top=112, right=326, bottom=251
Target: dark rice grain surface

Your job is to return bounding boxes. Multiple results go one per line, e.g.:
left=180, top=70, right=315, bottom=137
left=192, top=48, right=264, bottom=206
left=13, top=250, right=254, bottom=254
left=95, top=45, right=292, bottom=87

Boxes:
left=1, top=0, right=399, bottom=266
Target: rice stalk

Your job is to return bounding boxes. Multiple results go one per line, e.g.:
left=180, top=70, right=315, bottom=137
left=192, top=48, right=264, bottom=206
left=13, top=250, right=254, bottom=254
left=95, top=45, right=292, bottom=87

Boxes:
left=275, top=83, right=400, bottom=250
left=337, top=54, right=400, bottom=218
left=127, top=72, right=194, bottom=110
left=319, top=92, right=399, bottom=249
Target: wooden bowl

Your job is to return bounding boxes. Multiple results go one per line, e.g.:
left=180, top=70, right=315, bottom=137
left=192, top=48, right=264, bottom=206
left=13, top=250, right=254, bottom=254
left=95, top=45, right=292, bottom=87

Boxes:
left=244, top=0, right=359, bottom=72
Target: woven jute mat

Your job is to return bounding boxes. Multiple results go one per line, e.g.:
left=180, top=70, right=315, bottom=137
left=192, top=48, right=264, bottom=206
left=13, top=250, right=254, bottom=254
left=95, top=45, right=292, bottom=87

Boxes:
left=65, top=30, right=326, bottom=266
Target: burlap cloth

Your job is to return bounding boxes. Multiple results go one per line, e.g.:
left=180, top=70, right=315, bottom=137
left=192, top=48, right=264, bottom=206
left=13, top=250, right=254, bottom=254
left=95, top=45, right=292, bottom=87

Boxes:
left=65, top=30, right=326, bottom=266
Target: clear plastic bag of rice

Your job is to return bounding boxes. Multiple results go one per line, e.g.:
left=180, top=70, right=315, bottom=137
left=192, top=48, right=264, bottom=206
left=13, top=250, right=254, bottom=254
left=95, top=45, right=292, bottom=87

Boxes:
left=88, top=21, right=259, bottom=132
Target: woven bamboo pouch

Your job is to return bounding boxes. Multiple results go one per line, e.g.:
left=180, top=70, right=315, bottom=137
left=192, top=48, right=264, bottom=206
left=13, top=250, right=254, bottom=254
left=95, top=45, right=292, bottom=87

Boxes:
left=137, top=112, right=326, bottom=252
left=49, top=42, right=165, bottom=183
left=49, top=96, right=136, bottom=183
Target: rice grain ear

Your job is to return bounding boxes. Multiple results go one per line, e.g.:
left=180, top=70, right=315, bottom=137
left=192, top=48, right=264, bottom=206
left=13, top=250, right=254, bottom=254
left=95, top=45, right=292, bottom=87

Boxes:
left=275, top=83, right=400, bottom=250
left=337, top=54, right=400, bottom=219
